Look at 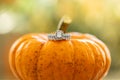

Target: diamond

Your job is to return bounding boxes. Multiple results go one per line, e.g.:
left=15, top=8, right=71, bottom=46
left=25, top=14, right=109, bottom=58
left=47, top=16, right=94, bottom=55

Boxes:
left=56, top=30, right=63, bottom=38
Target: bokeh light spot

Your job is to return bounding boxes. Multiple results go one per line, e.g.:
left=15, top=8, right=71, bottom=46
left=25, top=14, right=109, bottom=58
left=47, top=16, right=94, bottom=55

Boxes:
left=0, top=12, right=16, bottom=34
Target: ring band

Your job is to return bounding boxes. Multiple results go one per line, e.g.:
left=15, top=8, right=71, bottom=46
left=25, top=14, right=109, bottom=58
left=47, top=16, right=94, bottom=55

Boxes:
left=48, top=30, right=70, bottom=40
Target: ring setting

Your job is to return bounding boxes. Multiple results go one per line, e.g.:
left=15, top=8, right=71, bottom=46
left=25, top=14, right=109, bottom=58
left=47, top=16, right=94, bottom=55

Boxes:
left=48, top=30, right=70, bottom=40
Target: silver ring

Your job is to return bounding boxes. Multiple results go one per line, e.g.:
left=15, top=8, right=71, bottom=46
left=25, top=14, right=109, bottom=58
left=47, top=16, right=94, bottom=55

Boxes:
left=48, top=30, right=70, bottom=40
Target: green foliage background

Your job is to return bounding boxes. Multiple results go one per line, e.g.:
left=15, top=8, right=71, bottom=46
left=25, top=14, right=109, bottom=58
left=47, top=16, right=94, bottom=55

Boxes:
left=0, top=0, right=120, bottom=79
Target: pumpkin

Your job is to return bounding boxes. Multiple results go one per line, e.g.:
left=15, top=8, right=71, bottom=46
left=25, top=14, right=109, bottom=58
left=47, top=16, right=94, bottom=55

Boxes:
left=9, top=16, right=111, bottom=80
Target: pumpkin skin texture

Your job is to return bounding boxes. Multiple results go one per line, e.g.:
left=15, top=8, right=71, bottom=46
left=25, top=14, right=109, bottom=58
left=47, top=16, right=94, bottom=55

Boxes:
left=9, top=32, right=111, bottom=80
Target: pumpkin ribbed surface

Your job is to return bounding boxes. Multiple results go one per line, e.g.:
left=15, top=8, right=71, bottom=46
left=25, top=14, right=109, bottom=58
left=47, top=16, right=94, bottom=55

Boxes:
left=9, top=33, right=111, bottom=80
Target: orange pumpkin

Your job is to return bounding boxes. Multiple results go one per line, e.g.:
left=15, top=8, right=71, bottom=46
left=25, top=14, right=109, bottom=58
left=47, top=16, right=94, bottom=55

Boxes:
left=9, top=17, right=111, bottom=80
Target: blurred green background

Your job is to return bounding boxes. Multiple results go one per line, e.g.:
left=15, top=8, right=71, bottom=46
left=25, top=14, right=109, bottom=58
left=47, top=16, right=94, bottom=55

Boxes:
left=0, top=0, right=120, bottom=80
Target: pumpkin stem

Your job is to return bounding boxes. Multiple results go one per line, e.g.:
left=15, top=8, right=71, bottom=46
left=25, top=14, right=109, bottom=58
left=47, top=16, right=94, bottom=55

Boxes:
left=48, top=16, right=71, bottom=40
left=57, top=16, right=72, bottom=33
